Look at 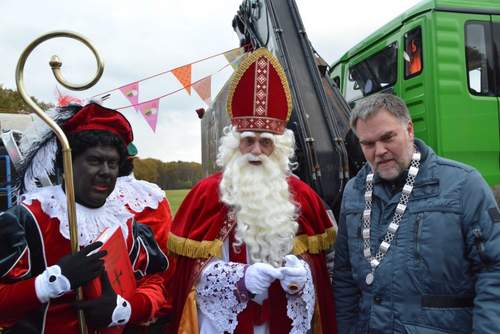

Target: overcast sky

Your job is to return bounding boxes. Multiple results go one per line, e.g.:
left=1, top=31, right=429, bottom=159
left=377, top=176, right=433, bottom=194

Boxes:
left=0, top=0, right=421, bottom=162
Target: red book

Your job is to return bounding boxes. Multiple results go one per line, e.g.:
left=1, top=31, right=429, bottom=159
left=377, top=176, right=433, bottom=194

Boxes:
left=83, top=225, right=136, bottom=334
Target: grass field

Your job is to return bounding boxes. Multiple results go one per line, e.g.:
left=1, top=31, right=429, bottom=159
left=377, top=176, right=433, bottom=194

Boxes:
left=165, top=186, right=500, bottom=215
left=165, top=189, right=190, bottom=216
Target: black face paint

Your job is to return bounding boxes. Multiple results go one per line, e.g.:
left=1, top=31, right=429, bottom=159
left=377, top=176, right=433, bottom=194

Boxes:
left=71, top=145, right=120, bottom=208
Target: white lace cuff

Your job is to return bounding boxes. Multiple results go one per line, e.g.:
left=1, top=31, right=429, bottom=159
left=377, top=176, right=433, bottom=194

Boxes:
left=35, top=265, right=71, bottom=303
left=196, top=261, right=247, bottom=334
left=286, top=260, right=315, bottom=334
left=108, top=295, right=132, bottom=327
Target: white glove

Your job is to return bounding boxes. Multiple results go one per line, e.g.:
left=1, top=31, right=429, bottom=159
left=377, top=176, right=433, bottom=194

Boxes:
left=35, top=265, right=71, bottom=303
left=279, top=255, right=307, bottom=294
left=244, top=262, right=282, bottom=295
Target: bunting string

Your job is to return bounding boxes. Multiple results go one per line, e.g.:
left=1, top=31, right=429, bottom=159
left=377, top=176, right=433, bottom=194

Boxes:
left=114, top=61, right=233, bottom=111
left=92, top=44, right=249, bottom=99
left=83, top=45, right=250, bottom=132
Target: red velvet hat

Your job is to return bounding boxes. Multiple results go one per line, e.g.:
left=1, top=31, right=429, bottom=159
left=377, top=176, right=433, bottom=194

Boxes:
left=227, top=48, right=292, bottom=134
left=63, top=103, right=133, bottom=145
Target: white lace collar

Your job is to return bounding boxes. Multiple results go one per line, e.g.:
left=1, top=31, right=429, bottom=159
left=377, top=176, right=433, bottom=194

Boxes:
left=21, top=185, right=133, bottom=246
left=108, top=175, right=165, bottom=213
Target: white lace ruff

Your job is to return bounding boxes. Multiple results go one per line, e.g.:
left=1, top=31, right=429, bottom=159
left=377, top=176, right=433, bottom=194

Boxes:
left=22, top=185, right=132, bottom=246
left=108, top=175, right=165, bottom=213
left=286, top=260, right=315, bottom=334
left=196, top=261, right=247, bottom=334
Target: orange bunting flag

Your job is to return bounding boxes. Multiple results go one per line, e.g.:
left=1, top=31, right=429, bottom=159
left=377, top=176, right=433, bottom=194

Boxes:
left=119, top=82, right=140, bottom=111
left=224, top=47, right=245, bottom=70
left=137, top=98, right=160, bottom=132
left=192, top=76, right=212, bottom=107
left=172, top=64, right=192, bottom=95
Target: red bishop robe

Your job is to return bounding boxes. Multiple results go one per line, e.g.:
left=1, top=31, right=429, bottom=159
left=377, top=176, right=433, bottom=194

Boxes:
left=166, top=172, right=337, bottom=333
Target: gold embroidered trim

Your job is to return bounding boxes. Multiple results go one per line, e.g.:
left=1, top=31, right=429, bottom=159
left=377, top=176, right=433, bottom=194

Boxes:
left=292, top=227, right=336, bottom=255
left=169, top=227, right=336, bottom=259
left=227, top=48, right=292, bottom=121
left=168, top=233, right=223, bottom=259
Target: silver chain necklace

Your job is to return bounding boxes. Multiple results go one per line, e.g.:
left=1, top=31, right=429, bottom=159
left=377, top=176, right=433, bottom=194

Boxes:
left=362, top=150, right=421, bottom=285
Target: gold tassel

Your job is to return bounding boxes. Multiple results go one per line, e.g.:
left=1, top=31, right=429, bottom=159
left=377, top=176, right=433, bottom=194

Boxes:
left=293, top=227, right=336, bottom=255
left=168, top=233, right=223, bottom=259
left=168, top=227, right=336, bottom=259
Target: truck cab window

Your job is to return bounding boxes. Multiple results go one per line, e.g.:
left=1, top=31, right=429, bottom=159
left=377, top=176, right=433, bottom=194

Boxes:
left=465, top=22, right=495, bottom=96
left=345, top=43, right=397, bottom=102
left=332, top=76, right=341, bottom=89
left=493, top=22, right=500, bottom=96
left=404, top=27, right=423, bottom=78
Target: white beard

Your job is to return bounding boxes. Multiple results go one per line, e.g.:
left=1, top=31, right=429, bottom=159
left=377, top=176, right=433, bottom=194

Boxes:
left=220, top=152, right=298, bottom=267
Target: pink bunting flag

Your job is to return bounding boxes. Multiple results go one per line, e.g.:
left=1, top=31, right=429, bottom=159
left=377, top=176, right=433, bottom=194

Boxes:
left=192, top=76, right=212, bottom=107
left=137, top=98, right=160, bottom=132
left=172, top=64, right=192, bottom=95
left=119, top=82, right=140, bottom=111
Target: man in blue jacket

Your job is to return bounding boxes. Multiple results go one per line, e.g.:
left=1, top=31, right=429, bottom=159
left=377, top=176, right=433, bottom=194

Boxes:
left=334, top=93, right=500, bottom=333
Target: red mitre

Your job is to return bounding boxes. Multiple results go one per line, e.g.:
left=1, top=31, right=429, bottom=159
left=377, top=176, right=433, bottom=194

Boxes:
left=227, top=48, right=292, bottom=134
left=63, top=103, right=133, bottom=145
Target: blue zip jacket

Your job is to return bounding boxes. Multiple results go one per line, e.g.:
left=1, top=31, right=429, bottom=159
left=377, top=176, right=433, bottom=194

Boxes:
left=333, top=139, right=500, bottom=334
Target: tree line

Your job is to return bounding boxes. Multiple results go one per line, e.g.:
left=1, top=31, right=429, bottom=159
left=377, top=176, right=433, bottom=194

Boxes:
left=0, top=85, right=202, bottom=190
left=0, top=85, right=53, bottom=112
left=134, top=158, right=203, bottom=190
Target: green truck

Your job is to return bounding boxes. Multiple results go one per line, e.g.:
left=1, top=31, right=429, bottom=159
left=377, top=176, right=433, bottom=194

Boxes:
left=330, top=0, right=500, bottom=187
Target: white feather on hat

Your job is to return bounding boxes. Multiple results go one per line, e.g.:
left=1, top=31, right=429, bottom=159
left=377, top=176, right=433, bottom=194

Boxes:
left=17, top=105, right=80, bottom=193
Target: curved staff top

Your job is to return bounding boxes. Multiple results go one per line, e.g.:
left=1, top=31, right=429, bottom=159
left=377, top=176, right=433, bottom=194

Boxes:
left=15, top=30, right=104, bottom=334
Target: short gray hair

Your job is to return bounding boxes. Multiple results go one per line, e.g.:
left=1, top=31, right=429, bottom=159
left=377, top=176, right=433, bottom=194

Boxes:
left=350, top=93, right=411, bottom=132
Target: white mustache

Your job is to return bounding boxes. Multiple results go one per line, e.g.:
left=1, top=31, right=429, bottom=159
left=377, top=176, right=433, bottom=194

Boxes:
left=246, top=154, right=262, bottom=162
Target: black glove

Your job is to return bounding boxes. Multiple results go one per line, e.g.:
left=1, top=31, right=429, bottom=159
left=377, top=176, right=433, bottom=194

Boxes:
left=74, top=270, right=123, bottom=328
left=57, top=242, right=106, bottom=289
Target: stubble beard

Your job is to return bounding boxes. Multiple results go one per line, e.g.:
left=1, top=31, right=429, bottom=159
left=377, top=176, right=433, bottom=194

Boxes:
left=375, top=143, right=415, bottom=181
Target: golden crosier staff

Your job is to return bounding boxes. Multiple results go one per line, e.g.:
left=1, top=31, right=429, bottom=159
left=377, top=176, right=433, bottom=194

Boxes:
left=15, top=31, right=104, bottom=334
